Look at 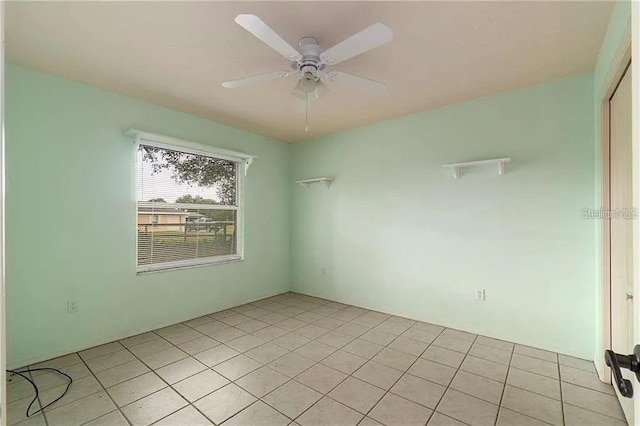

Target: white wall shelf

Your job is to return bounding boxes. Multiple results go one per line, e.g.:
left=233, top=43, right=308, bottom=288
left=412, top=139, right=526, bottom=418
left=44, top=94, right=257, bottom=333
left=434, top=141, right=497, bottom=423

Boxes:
left=441, top=157, right=511, bottom=179
left=296, top=177, right=333, bottom=189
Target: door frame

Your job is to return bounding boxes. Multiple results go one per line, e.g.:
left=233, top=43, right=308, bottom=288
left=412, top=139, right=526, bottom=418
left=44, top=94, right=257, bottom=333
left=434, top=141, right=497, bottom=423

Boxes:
left=599, top=25, right=631, bottom=384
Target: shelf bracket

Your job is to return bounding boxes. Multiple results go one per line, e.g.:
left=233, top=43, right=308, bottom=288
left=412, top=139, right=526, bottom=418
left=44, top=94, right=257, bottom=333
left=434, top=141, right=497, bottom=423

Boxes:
left=296, top=177, right=333, bottom=189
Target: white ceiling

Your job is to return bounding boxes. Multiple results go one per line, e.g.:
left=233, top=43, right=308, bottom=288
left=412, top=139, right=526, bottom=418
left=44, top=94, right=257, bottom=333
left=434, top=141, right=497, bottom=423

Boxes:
left=6, top=1, right=613, bottom=142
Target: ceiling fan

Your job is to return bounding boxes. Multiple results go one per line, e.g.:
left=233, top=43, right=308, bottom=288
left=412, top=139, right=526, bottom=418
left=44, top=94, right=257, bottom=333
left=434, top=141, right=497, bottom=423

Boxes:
left=222, top=14, right=393, bottom=103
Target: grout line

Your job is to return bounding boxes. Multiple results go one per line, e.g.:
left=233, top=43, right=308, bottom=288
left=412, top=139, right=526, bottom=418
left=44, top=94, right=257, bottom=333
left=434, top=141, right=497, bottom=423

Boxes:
left=557, top=353, right=566, bottom=426
left=493, top=338, right=515, bottom=426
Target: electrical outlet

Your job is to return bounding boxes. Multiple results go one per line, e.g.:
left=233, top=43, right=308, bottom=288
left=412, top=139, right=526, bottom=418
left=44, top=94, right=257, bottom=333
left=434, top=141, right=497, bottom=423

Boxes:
left=67, top=300, right=79, bottom=313
left=321, top=267, right=327, bottom=276
left=475, top=289, right=485, bottom=301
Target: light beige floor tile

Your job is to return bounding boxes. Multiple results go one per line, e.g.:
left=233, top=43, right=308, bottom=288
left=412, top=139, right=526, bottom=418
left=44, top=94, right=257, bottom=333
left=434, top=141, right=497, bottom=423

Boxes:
left=252, top=325, right=289, bottom=341
left=95, top=359, right=150, bottom=388
left=177, top=336, right=219, bottom=355
left=220, top=314, right=252, bottom=326
left=236, top=319, right=270, bottom=333
left=295, top=311, right=326, bottom=323
left=30, top=363, right=91, bottom=392
left=224, top=401, right=290, bottom=426
left=469, top=343, right=512, bottom=365
left=563, top=403, right=628, bottom=426
left=207, top=327, right=247, bottom=343
left=401, top=326, right=439, bottom=344
left=436, top=389, right=498, bottom=426
left=106, top=372, right=166, bottom=407
left=510, top=353, right=559, bottom=379
left=369, top=393, right=432, bottom=426
left=314, top=318, right=347, bottom=332
left=388, top=336, right=430, bottom=356
left=193, top=344, right=240, bottom=367
left=560, top=364, right=615, bottom=395
left=440, top=329, right=476, bottom=342
left=13, top=413, right=46, bottom=426
left=372, top=347, right=417, bottom=372
left=408, top=358, right=457, bottom=386
left=475, top=336, right=514, bottom=352
left=259, top=312, right=289, bottom=325
left=334, top=322, right=369, bottom=337
left=243, top=307, right=271, bottom=319
left=45, top=391, right=115, bottom=426
left=460, top=356, right=508, bottom=382
left=79, top=342, right=124, bottom=361
left=163, top=328, right=205, bottom=345
left=562, top=382, right=625, bottom=420
left=321, top=350, right=367, bottom=375
left=391, top=373, right=446, bottom=409
left=208, top=309, right=236, bottom=320
left=155, top=324, right=191, bottom=337
left=85, top=350, right=136, bottom=373
left=353, top=360, right=403, bottom=390
left=360, top=329, right=396, bottom=346
left=342, top=339, right=383, bottom=360
left=276, top=317, right=307, bottom=332
left=83, top=410, right=129, bottom=426
left=269, top=352, right=316, bottom=377
left=40, top=375, right=102, bottom=411
left=182, top=315, right=215, bottom=328
left=213, top=354, right=261, bottom=380
left=193, top=383, right=256, bottom=424
left=155, top=357, right=207, bottom=384
left=374, top=320, right=413, bottom=335
left=297, top=397, right=363, bottom=426
left=506, top=367, right=560, bottom=400
left=351, top=314, right=386, bottom=328
left=427, top=412, right=468, bottom=426
left=264, top=380, right=322, bottom=418
left=246, top=342, right=290, bottom=364
left=273, top=333, right=312, bottom=350
left=226, top=334, right=266, bottom=352
left=8, top=395, right=41, bottom=425
left=141, top=347, right=188, bottom=370
left=295, top=340, right=337, bottom=362
left=32, top=353, right=82, bottom=369
left=412, top=322, right=445, bottom=334
left=172, top=369, right=229, bottom=402
left=558, top=354, right=597, bottom=373
left=122, top=387, right=187, bottom=425
left=449, top=370, right=504, bottom=404
left=328, top=377, right=385, bottom=414
left=422, top=345, right=466, bottom=369
left=316, top=331, right=355, bottom=349
left=433, top=335, right=473, bottom=354
left=295, top=324, right=330, bottom=339
left=514, top=345, right=557, bottom=363
left=128, top=339, right=173, bottom=359
left=154, top=405, right=212, bottom=425
left=235, top=366, right=290, bottom=397
left=501, top=385, right=562, bottom=425
left=496, top=408, right=549, bottom=426
left=279, top=307, right=306, bottom=317
left=295, top=363, right=348, bottom=394
left=120, top=332, right=159, bottom=349
left=194, top=321, right=231, bottom=336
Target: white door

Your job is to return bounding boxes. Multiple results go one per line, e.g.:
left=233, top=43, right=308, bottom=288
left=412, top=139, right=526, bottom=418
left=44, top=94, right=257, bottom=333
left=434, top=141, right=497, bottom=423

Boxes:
left=610, top=63, right=634, bottom=424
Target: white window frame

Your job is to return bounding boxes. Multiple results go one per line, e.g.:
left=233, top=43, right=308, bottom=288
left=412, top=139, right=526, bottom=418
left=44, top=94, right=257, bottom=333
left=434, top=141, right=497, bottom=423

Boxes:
left=128, top=129, right=255, bottom=273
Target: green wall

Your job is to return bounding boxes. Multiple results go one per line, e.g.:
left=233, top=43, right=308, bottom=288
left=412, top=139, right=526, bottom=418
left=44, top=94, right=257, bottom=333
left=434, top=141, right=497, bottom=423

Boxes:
left=6, top=65, right=291, bottom=368
left=290, top=74, right=596, bottom=359
left=592, top=1, right=632, bottom=376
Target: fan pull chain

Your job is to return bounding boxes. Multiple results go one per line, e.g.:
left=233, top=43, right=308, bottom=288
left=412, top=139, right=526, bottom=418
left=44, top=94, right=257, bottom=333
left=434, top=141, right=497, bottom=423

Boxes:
left=305, top=93, right=309, bottom=133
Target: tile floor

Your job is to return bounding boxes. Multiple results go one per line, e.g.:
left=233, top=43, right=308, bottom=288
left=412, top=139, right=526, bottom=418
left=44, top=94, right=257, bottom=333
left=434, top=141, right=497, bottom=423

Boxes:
left=6, top=292, right=627, bottom=426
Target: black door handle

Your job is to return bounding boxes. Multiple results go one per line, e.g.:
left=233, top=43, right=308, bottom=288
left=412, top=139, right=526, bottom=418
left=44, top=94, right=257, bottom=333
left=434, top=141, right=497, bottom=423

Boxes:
left=605, top=345, right=640, bottom=398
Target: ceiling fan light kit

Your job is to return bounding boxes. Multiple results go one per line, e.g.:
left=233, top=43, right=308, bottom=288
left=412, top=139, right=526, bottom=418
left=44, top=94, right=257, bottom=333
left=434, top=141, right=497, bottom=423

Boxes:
left=222, top=14, right=393, bottom=131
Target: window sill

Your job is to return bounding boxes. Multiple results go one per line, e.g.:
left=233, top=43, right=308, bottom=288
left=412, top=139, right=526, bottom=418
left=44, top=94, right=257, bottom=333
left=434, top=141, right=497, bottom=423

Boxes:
left=136, top=255, right=244, bottom=274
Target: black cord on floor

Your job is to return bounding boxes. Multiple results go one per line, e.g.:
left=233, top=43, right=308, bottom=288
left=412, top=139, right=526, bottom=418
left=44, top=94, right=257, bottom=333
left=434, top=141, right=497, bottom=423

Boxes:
left=7, top=367, right=73, bottom=418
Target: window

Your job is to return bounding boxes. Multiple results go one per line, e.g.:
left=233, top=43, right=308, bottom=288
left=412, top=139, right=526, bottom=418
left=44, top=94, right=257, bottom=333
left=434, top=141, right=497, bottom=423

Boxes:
left=135, top=136, right=248, bottom=272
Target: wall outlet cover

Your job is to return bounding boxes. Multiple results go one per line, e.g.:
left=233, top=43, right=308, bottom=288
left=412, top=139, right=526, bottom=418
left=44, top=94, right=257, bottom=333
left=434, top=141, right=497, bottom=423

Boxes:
left=475, top=289, right=485, bottom=301
left=67, top=300, right=79, bottom=313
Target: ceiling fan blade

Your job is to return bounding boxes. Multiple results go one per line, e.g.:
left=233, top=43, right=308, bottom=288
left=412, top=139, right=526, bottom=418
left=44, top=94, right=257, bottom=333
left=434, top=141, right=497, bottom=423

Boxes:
left=222, top=71, right=290, bottom=88
left=325, top=71, right=387, bottom=96
left=235, top=14, right=303, bottom=62
left=320, top=23, right=393, bottom=65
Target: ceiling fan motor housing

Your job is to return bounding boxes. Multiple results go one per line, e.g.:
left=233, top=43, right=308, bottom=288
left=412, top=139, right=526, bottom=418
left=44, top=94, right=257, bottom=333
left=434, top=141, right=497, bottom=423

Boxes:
left=295, top=37, right=325, bottom=82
